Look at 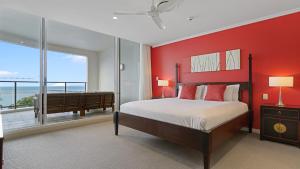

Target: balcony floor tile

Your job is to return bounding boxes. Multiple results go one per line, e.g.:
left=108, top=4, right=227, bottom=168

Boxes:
left=1, top=109, right=112, bottom=131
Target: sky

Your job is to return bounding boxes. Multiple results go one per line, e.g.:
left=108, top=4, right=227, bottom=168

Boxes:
left=0, top=41, right=87, bottom=86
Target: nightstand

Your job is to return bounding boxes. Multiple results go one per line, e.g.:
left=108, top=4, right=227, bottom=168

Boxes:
left=260, top=105, right=300, bottom=147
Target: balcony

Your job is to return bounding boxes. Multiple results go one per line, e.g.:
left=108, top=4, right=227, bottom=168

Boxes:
left=0, top=80, right=87, bottom=110
left=0, top=81, right=112, bottom=131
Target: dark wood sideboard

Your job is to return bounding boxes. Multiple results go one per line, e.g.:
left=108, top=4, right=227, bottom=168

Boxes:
left=34, top=92, right=115, bottom=117
left=0, top=114, right=3, bottom=169
left=260, top=105, right=300, bottom=147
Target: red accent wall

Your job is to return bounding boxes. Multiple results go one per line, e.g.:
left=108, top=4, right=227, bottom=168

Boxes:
left=151, top=12, right=300, bottom=129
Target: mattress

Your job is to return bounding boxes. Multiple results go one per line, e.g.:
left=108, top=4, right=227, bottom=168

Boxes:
left=120, top=98, right=248, bottom=132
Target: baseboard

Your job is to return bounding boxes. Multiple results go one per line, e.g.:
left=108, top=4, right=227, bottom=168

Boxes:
left=4, top=115, right=113, bottom=140
left=241, top=127, right=260, bottom=134
left=252, top=128, right=260, bottom=134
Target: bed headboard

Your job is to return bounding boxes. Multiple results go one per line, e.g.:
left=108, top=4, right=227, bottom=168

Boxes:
left=177, top=81, right=249, bottom=101
left=175, top=54, right=253, bottom=132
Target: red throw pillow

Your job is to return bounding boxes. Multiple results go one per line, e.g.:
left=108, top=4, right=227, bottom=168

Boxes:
left=180, top=84, right=197, bottom=100
left=205, top=85, right=226, bottom=101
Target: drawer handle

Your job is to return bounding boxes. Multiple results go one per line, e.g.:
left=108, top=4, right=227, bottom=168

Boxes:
left=277, top=111, right=282, bottom=115
left=273, top=123, right=287, bottom=134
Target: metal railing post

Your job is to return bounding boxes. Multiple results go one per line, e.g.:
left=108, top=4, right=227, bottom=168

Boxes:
left=14, top=82, right=17, bottom=109
left=64, top=82, right=67, bottom=93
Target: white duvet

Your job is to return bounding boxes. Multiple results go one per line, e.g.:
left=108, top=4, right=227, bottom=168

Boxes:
left=120, top=98, right=248, bottom=132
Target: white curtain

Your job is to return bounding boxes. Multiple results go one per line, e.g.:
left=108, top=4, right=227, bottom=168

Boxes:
left=139, top=44, right=152, bottom=100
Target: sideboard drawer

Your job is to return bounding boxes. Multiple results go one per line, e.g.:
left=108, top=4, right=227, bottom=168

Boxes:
left=263, top=108, right=299, bottom=119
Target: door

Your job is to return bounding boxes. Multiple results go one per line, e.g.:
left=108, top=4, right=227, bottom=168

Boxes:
left=0, top=8, right=44, bottom=130
left=119, top=39, right=140, bottom=105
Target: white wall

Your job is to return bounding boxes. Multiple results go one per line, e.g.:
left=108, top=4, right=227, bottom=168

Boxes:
left=87, top=55, right=99, bottom=91
left=98, top=47, right=115, bottom=92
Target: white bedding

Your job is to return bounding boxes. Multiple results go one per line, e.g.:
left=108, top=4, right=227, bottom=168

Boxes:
left=120, top=98, right=248, bottom=132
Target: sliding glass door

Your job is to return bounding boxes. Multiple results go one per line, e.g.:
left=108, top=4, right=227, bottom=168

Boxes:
left=0, top=8, right=43, bottom=130
left=0, top=8, right=117, bottom=131
left=119, top=39, right=140, bottom=104
left=45, top=19, right=115, bottom=124
left=0, top=8, right=141, bottom=132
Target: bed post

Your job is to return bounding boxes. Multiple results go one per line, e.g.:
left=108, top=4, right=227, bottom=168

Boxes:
left=204, top=153, right=211, bottom=169
left=203, top=134, right=212, bottom=169
left=175, top=63, right=180, bottom=96
left=114, top=111, right=119, bottom=135
left=248, top=54, right=253, bottom=133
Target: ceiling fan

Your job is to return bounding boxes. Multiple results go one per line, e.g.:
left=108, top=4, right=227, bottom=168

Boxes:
left=114, top=0, right=184, bottom=30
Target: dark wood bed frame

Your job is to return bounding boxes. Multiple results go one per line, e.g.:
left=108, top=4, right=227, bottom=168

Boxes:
left=114, top=54, right=253, bottom=169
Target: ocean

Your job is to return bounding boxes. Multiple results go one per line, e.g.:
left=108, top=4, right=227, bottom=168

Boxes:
left=0, top=86, right=85, bottom=108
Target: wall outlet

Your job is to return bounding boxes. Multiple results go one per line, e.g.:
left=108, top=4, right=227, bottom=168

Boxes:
left=262, top=93, right=269, bottom=100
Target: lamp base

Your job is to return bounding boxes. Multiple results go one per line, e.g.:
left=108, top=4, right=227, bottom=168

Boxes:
left=277, top=87, right=284, bottom=107
left=277, top=103, right=285, bottom=107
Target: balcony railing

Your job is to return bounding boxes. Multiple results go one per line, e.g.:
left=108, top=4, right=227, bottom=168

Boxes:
left=0, top=80, right=87, bottom=110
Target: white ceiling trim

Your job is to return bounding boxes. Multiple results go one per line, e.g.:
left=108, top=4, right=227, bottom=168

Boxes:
left=152, top=7, right=300, bottom=48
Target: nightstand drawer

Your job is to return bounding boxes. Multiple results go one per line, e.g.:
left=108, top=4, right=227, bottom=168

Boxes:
left=263, top=117, right=298, bottom=142
left=263, top=108, right=299, bottom=119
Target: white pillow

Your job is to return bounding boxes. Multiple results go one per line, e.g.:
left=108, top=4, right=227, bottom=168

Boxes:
left=177, top=85, right=182, bottom=98
left=195, top=85, right=207, bottom=100
left=224, top=84, right=240, bottom=101
left=202, top=85, right=208, bottom=99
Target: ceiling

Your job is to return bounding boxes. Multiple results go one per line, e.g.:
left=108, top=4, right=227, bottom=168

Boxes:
left=1, top=0, right=300, bottom=46
left=0, top=8, right=114, bottom=52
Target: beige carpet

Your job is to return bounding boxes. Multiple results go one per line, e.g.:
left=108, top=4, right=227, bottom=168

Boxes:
left=4, top=122, right=300, bottom=169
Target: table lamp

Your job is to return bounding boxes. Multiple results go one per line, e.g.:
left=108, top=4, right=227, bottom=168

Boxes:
left=269, top=76, right=294, bottom=107
left=158, top=80, right=169, bottom=98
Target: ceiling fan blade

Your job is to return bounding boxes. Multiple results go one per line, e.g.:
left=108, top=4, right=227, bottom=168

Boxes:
left=152, top=15, right=166, bottom=30
left=114, top=11, right=148, bottom=15
left=157, top=0, right=183, bottom=13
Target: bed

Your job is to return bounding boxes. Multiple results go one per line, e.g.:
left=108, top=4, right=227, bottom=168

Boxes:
left=121, top=98, right=249, bottom=132
left=114, top=55, right=253, bottom=169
